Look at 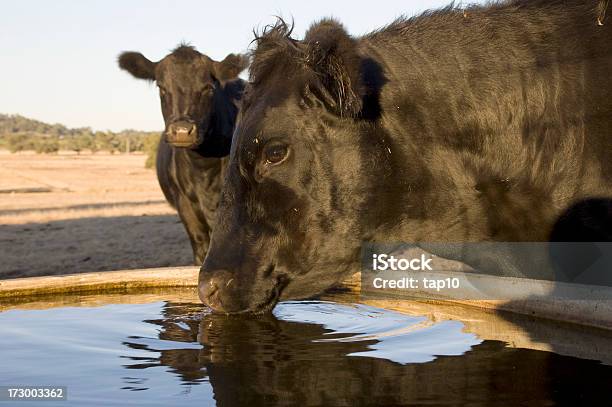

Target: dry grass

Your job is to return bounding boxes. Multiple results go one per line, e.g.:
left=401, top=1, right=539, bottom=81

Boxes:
left=0, top=151, right=193, bottom=279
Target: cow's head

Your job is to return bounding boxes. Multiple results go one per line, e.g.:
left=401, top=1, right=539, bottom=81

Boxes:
left=199, top=19, right=391, bottom=313
left=119, top=45, right=248, bottom=151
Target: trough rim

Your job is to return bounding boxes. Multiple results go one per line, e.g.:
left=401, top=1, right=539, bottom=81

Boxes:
left=1, top=267, right=611, bottom=331
left=0, top=267, right=200, bottom=299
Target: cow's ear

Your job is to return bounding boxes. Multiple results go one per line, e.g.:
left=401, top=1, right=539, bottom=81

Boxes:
left=303, top=19, right=363, bottom=117
left=118, top=52, right=156, bottom=80
left=213, top=53, right=249, bottom=81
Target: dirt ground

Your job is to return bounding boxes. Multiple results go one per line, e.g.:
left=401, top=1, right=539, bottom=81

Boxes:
left=0, top=151, right=193, bottom=279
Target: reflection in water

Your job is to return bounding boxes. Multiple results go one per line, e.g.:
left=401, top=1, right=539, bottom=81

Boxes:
left=121, top=301, right=612, bottom=407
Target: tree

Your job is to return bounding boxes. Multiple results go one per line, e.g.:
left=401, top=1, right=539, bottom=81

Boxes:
left=75, top=133, right=95, bottom=153
left=0, top=113, right=161, bottom=155
left=94, top=131, right=113, bottom=153
left=34, top=138, right=59, bottom=154
left=7, top=134, right=25, bottom=153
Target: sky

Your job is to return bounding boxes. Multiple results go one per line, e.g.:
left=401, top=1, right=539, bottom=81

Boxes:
left=0, top=0, right=485, bottom=132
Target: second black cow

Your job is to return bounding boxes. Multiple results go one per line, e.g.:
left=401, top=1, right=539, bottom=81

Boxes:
left=119, top=45, right=247, bottom=263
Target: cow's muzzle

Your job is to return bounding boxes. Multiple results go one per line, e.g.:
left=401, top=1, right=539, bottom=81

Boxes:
left=198, top=269, right=243, bottom=313
left=166, top=120, right=199, bottom=148
left=198, top=266, right=286, bottom=314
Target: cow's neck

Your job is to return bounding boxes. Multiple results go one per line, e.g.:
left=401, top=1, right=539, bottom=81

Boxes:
left=356, top=121, right=473, bottom=244
left=192, top=80, right=243, bottom=158
left=356, top=3, right=610, bottom=245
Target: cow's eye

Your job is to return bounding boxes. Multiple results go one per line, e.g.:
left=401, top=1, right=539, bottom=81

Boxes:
left=263, top=143, right=289, bottom=165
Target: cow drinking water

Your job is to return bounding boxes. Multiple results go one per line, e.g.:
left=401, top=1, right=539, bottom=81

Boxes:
left=198, top=0, right=612, bottom=313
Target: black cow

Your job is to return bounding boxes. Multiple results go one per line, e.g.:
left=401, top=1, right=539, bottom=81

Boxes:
left=199, top=0, right=612, bottom=313
left=118, top=45, right=247, bottom=263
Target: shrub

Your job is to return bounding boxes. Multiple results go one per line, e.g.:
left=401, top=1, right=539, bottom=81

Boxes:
left=144, top=133, right=161, bottom=169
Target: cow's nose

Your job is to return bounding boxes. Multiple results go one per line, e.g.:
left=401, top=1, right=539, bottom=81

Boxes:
left=172, top=122, right=195, bottom=136
left=166, top=121, right=197, bottom=146
left=198, top=269, right=236, bottom=313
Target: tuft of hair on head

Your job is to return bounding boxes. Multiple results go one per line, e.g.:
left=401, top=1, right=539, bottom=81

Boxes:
left=303, top=18, right=364, bottom=117
left=170, top=43, right=201, bottom=60
left=118, top=51, right=156, bottom=80
left=252, top=17, right=295, bottom=49
left=249, top=17, right=302, bottom=85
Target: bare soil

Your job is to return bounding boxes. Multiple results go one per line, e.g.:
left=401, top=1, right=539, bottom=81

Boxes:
left=0, top=151, right=192, bottom=279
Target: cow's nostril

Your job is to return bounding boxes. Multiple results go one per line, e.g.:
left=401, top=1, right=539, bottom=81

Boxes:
left=167, top=121, right=197, bottom=144
left=198, top=270, right=234, bottom=312
left=206, top=279, right=219, bottom=296
left=174, top=126, right=191, bottom=134
left=177, top=125, right=194, bottom=133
